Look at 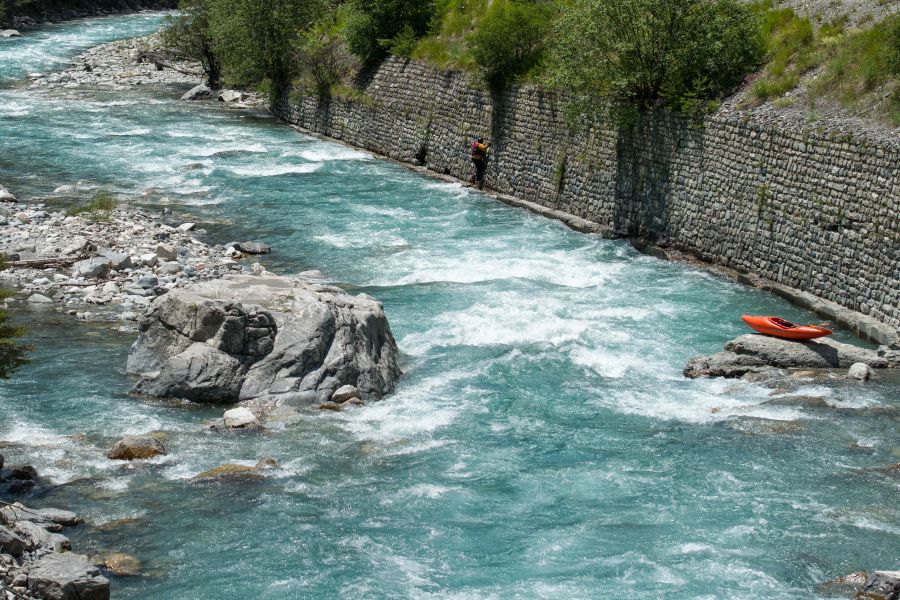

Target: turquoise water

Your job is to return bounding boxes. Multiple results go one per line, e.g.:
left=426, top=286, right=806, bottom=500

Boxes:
left=1, top=16, right=898, bottom=599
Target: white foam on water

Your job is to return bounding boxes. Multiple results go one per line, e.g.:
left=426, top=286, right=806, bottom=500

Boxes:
left=387, top=483, right=455, bottom=502
left=354, top=204, right=416, bottom=219
left=570, top=346, right=654, bottom=379
left=314, top=232, right=408, bottom=250
left=225, top=163, right=322, bottom=177
left=0, top=421, right=120, bottom=484
left=338, top=368, right=486, bottom=443
left=589, top=380, right=806, bottom=424
left=295, top=146, right=371, bottom=162
left=378, top=248, right=624, bottom=288
left=0, top=102, right=31, bottom=117
left=674, top=542, right=715, bottom=554
left=104, top=127, right=151, bottom=137
left=400, top=292, right=596, bottom=355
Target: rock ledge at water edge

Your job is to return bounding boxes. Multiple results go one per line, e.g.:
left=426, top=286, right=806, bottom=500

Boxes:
left=127, top=273, right=401, bottom=409
left=684, top=334, right=900, bottom=379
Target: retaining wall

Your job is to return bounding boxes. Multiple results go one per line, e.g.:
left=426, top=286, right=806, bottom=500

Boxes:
left=275, top=58, right=900, bottom=331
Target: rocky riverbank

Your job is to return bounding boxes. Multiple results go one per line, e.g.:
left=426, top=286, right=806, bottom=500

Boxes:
left=0, top=199, right=274, bottom=325
left=0, top=498, right=108, bottom=600
left=20, top=30, right=264, bottom=110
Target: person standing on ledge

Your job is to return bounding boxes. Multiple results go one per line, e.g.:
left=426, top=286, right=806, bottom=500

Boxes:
left=470, top=136, right=490, bottom=190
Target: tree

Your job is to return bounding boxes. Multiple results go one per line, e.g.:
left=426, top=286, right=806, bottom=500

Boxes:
left=469, top=0, right=555, bottom=89
left=0, top=256, right=29, bottom=379
left=162, top=0, right=222, bottom=88
left=344, top=0, right=435, bottom=63
left=296, top=13, right=359, bottom=97
left=209, top=0, right=324, bottom=95
left=548, top=0, right=762, bottom=124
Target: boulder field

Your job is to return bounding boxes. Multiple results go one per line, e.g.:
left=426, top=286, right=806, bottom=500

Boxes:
left=127, top=273, right=402, bottom=410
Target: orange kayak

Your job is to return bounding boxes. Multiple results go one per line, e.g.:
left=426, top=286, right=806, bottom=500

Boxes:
left=741, top=315, right=833, bottom=340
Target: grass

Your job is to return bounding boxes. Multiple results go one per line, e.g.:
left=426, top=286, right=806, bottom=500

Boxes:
left=330, top=84, right=376, bottom=107
left=812, top=13, right=900, bottom=126
left=64, top=190, right=118, bottom=221
left=409, top=0, right=488, bottom=71
left=748, top=4, right=842, bottom=102
left=747, top=2, right=899, bottom=126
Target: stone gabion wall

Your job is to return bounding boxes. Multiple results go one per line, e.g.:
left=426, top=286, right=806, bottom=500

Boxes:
left=276, top=58, right=900, bottom=329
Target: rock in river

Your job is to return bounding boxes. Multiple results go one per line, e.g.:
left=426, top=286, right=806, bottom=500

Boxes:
left=127, top=273, right=401, bottom=407
left=106, top=435, right=166, bottom=460
left=684, top=334, right=900, bottom=379
left=27, top=552, right=109, bottom=600
left=181, top=83, right=212, bottom=101
left=223, top=406, right=259, bottom=428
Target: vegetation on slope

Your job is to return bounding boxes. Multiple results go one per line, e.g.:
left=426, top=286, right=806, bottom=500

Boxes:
left=748, top=5, right=899, bottom=126
left=162, top=0, right=899, bottom=126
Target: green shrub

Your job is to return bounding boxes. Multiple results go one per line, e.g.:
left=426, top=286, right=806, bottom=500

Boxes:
left=65, top=190, right=117, bottom=220
left=344, top=0, right=435, bottom=63
left=748, top=6, right=837, bottom=102
left=208, top=0, right=324, bottom=94
left=296, top=12, right=359, bottom=97
left=469, top=0, right=555, bottom=89
left=548, top=0, right=763, bottom=126
left=162, top=0, right=222, bottom=88
left=664, top=0, right=764, bottom=115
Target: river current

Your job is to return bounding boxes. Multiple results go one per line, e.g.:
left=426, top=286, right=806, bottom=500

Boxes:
left=0, top=14, right=898, bottom=599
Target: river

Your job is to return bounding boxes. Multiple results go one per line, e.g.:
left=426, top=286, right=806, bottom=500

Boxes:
left=0, top=13, right=898, bottom=599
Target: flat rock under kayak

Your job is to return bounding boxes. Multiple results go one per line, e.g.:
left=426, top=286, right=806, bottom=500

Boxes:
left=741, top=315, right=832, bottom=340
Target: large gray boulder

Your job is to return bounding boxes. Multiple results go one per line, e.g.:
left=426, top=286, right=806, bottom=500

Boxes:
left=127, top=274, right=401, bottom=407
left=27, top=552, right=110, bottom=600
left=685, top=334, right=900, bottom=379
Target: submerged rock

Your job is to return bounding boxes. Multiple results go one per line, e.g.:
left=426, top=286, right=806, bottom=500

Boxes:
left=684, top=334, right=899, bottom=379
left=106, top=435, right=166, bottom=460
left=193, top=457, right=276, bottom=481
left=235, top=241, right=271, bottom=255
left=95, top=552, right=142, bottom=577
left=127, top=273, right=401, bottom=407
left=27, top=552, right=109, bottom=600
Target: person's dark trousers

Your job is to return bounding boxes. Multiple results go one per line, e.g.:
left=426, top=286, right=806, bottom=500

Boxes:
left=473, top=159, right=486, bottom=188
